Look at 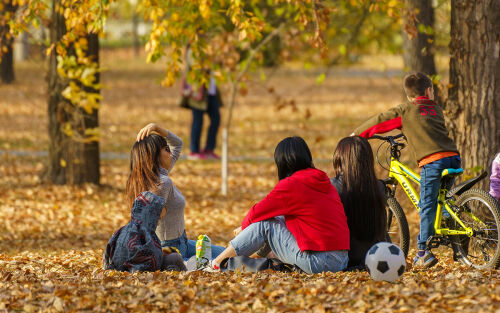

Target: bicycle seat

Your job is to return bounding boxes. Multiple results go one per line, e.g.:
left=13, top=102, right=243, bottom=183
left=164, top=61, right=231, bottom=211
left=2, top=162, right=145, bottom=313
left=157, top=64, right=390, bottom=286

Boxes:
left=446, top=171, right=488, bottom=198
left=441, top=168, right=463, bottom=177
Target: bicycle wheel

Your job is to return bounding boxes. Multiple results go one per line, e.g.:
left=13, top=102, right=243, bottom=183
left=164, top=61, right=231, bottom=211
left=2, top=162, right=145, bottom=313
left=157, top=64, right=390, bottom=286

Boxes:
left=385, top=197, right=410, bottom=257
left=451, top=189, right=500, bottom=269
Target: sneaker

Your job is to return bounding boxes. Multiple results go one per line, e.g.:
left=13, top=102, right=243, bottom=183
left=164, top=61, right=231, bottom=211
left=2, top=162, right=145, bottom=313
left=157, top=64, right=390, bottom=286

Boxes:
left=413, top=250, right=438, bottom=269
left=202, top=149, right=220, bottom=160
left=187, top=152, right=207, bottom=160
left=201, top=266, right=219, bottom=272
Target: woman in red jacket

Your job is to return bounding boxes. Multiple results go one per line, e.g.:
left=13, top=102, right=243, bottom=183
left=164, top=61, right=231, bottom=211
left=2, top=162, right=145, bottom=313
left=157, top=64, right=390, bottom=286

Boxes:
left=213, top=137, right=350, bottom=273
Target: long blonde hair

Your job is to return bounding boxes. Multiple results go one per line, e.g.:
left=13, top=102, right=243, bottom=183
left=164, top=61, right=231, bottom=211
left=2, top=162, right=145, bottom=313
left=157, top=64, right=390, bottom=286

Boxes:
left=125, top=134, right=168, bottom=207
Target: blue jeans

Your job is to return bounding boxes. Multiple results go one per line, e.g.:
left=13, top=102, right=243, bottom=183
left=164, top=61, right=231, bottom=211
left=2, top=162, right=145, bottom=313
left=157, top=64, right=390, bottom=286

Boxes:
left=230, top=217, right=348, bottom=274
left=190, top=95, right=220, bottom=153
left=161, top=231, right=226, bottom=261
left=417, top=155, right=461, bottom=250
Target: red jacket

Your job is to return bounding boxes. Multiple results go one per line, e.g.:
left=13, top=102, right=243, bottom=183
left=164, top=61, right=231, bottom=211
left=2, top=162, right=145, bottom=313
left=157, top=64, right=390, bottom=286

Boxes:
left=241, top=168, right=350, bottom=252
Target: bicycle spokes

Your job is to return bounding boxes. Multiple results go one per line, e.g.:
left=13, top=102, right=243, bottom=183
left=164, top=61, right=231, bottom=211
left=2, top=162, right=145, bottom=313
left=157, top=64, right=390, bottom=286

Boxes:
left=451, top=190, right=500, bottom=269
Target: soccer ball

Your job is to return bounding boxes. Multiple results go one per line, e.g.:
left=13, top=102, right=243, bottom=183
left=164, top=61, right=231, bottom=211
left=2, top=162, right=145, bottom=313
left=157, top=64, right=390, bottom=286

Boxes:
left=365, top=242, right=406, bottom=282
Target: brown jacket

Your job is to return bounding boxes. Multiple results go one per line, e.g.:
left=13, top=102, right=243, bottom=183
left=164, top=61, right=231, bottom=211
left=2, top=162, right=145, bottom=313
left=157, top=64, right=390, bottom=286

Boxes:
left=354, top=97, right=459, bottom=164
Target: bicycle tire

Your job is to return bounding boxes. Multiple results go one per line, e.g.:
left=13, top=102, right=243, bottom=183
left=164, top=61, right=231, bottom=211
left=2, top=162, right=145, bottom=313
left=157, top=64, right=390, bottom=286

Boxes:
left=450, top=189, right=500, bottom=269
left=385, top=197, right=410, bottom=257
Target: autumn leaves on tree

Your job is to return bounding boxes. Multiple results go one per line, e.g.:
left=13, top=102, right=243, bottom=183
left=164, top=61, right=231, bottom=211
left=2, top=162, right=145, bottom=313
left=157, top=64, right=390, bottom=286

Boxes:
left=0, top=0, right=498, bottom=187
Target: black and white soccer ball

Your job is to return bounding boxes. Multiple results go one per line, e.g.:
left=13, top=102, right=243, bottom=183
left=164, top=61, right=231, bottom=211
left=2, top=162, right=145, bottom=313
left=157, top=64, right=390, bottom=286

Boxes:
left=365, top=242, right=406, bottom=282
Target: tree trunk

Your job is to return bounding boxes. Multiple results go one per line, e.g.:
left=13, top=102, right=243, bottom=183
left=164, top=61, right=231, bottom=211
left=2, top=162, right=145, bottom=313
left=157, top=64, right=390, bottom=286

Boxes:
left=221, top=81, right=237, bottom=196
left=44, top=0, right=100, bottom=185
left=447, top=0, right=500, bottom=188
left=132, top=11, right=140, bottom=57
left=0, top=0, right=15, bottom=84
left=79, top=33, right=100, bottom=184
left=402, top=0, right=438, bottom=99
left=45, top=0, right=67, bottom=184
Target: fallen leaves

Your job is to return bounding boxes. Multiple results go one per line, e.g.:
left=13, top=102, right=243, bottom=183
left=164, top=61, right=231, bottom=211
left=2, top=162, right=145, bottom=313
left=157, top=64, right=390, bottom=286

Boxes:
left=1, top=159, right=499, bottom=311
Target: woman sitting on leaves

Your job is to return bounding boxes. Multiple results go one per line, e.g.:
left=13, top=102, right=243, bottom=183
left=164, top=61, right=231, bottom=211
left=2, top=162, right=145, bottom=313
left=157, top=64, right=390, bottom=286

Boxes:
left=330, top=136, right=387, bottom=268
left=212, top=136, right=350, bottom=274
left=129, top=123, right=225, bottom=261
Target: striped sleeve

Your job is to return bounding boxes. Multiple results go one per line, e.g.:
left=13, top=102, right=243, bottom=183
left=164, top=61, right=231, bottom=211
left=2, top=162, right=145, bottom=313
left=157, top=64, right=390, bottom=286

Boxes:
left=165, top=131, right=183, bottom=172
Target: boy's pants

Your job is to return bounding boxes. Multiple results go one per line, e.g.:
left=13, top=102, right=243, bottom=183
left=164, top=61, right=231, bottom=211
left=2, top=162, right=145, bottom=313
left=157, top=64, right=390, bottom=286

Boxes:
left=417, top=155, right=461, bottom=250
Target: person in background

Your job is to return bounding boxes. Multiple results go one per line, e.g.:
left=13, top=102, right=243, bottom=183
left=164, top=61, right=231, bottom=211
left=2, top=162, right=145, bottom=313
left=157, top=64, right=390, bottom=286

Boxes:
left=182, top=46, right=223, bottom=160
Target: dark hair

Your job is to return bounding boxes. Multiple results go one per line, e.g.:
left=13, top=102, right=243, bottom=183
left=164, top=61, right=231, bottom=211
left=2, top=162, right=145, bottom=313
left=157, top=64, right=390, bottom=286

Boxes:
left=274, top=136, right=314, bottom=180
left=332, top=136, right=386, bottom=241
left=403, top=72, right=433, bottom=98
left=126, top=134, right=169, bottom=207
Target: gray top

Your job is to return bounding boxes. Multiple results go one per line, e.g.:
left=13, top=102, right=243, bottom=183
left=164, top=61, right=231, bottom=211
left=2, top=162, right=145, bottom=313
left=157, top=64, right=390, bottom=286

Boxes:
left=155, top=131, right=186, bottom=241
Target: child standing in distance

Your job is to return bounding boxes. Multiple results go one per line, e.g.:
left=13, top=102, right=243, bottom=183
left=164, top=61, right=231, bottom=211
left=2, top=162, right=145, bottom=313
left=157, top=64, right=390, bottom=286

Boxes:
left=352, top=72, right=461, bottom=269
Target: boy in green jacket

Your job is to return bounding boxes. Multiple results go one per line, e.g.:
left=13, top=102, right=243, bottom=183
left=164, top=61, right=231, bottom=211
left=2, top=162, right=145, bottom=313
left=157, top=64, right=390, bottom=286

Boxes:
left=353, top=72, right=461, bottom=269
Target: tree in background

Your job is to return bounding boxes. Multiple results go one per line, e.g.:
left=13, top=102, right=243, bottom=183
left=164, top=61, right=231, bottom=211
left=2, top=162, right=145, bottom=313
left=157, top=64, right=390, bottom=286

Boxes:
left=402, top=0, right=437, bottom=75
left=447, top=0, right=499, bottom=188
left=142, top=0, right=403, bottom=195
left=9, top=0, right=109, bottom=184
left=402, top=0, right=438, bottom=98
left=0, top=0, right=16, bottom=84
left=142, top=0, right=332, bottom=194
left=44, top=0, right=105, bottom=184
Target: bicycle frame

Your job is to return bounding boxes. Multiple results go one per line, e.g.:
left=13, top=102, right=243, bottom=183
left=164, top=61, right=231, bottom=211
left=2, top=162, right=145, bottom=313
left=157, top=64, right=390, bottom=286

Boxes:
left=388, top=156, right=473, bottom=237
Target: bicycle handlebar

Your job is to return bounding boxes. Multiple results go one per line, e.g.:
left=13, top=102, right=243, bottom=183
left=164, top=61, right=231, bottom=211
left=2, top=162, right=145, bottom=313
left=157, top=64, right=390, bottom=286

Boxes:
left=368, top=133, right=405, bottom=142
left=368, top=133, right=406, bottom=151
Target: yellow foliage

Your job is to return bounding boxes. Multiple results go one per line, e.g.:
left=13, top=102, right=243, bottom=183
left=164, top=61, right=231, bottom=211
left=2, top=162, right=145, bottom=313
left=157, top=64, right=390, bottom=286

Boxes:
left=199, top=0, right=211, bottom=19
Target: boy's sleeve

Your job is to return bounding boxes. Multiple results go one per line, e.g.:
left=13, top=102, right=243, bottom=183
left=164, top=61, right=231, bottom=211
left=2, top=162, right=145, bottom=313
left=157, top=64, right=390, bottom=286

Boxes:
left=241, top=180, right=290, bottom=229
left=353, top=105, right=402, bottom=138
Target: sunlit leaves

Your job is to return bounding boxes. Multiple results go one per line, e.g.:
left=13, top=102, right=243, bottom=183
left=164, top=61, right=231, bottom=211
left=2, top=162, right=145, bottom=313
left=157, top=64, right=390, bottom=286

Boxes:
left=141, top=0, right=326, bottom=87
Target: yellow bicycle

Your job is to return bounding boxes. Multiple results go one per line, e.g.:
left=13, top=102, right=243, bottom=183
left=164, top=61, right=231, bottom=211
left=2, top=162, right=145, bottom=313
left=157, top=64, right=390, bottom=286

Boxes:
left=370, top=134, right=500, bottom=269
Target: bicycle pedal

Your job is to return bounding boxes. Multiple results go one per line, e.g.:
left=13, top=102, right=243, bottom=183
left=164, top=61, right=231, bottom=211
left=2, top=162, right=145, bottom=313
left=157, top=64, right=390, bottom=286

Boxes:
left=426, top=235, right=451, bottom=250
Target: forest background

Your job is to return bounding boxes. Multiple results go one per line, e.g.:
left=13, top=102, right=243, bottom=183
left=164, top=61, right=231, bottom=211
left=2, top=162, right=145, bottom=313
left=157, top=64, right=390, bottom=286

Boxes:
left=0, top=0, right=499, bottom=312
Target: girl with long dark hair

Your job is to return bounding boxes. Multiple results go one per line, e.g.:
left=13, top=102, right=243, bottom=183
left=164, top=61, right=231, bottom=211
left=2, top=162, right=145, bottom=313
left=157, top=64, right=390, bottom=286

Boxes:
left=127, top=123, right=226, bottom=260
left=213, top=136, right=350, bottom=273
left=331, top=136, right=387, bottom=267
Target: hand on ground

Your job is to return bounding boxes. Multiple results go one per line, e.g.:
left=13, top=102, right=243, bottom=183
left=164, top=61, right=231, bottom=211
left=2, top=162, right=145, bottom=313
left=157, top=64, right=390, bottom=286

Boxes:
left=233, top=226, right=242, bottom=236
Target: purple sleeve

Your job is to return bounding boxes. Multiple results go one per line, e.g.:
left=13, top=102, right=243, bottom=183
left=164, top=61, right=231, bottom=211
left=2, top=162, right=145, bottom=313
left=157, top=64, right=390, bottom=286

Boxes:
left=490, top=154, right=500, bottom=199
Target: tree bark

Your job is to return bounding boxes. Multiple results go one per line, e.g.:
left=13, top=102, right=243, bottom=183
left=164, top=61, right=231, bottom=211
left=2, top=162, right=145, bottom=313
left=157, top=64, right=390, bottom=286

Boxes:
left=79, top=33, right=100, bottom=184
left=447, top=0, right=500, bottom=188
left=44, top=0, right=100, bottom=185
left=45, top=0, right=67, bottom=184
left=0, top=0, right=15, bottom=84
left=132, top=11, right=140, bottom=57
left=402, top=0, right=438, bottom=99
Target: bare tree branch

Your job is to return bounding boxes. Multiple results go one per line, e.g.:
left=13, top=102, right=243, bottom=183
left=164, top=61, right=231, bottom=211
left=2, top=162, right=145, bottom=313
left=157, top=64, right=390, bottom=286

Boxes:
left=235, top=24, right=284, bottom=83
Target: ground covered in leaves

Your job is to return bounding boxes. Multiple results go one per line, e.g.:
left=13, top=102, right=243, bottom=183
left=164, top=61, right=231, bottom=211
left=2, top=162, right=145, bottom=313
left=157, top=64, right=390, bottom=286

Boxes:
left=0, top=51, right=499, bottom=312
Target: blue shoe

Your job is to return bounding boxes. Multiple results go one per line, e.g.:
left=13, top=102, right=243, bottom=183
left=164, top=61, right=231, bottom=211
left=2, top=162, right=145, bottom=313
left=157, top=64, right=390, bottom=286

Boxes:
left=413, top=250, right=438, bottom=269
